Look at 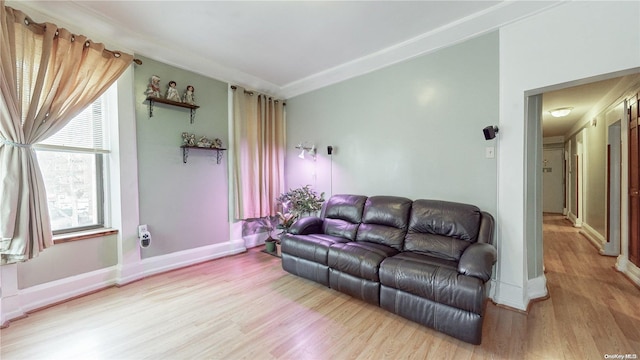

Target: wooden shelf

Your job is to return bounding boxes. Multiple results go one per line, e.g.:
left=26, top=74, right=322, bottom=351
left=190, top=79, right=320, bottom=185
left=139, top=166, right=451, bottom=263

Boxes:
left=180, top=145, right=226, bottom=164
left=146, top=96, right=200, bottom=123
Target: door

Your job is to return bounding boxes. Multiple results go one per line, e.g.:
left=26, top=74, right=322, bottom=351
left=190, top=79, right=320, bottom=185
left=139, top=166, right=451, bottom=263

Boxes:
left=628, top=94, right=640, bottom=266
left=604, top=120, right=621, bottom=256
left=543, top=148, right=564, bottom=213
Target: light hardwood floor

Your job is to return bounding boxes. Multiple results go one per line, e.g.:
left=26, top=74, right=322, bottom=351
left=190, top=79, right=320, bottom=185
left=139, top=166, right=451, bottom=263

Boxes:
left=1, top=215, right=639, bottom=359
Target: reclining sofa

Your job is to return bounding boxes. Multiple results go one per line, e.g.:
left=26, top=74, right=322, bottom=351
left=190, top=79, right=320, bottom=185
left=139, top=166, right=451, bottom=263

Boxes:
left=280, top=194, right=496, bottom=344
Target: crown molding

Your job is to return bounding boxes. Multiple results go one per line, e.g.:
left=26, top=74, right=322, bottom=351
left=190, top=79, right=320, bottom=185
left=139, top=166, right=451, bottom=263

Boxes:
left=8, top=0, right=563, bottom=100
left=280, top=1, right=563, bottom=99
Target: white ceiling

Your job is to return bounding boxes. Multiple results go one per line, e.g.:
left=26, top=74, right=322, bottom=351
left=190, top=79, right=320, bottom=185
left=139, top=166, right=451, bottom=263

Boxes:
left=12, top=0, right=629, bottom=138
left=542, top=75, right=640, bottom=138
left=11, top=0, right=562, bottom=98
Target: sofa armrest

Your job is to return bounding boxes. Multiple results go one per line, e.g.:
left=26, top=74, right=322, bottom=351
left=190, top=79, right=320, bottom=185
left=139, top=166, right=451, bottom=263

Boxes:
left=288, top=216, right=324, bottom=235
left=457, top=242, right=497, bottom=282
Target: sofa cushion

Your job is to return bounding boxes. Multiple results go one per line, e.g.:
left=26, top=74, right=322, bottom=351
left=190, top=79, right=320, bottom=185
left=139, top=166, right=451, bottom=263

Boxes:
left=281, top=234, right=350, bottom=265
left=322, top=194, right=367, bottom=241
left=328, top=242, right=399, bottom=282
left=356, top=196, right=412, bottom=250
left=379, top=252, right=485, bottom=314
left=404, top=200, right=481, bottom=261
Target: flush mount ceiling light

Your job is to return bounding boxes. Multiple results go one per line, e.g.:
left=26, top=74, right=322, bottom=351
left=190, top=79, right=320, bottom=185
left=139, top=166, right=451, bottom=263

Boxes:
left=549, top=107, right=573, bottom=118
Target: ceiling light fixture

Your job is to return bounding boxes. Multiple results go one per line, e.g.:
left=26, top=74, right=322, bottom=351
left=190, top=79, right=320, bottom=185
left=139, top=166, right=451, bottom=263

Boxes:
left=549, top=107, right=573, bottom=118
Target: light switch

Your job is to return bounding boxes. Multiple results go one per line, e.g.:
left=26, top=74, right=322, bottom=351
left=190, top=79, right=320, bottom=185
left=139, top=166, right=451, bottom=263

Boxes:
left=485, top=146, right=495, bottom=159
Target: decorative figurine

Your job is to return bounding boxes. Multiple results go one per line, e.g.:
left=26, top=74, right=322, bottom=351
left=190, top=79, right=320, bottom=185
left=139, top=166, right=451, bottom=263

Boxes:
left=183, top=85, right=196, bottom=105
left=166, top=80, right=181, bottom=102
left=145, top=75, right=161, bottom=98
left=213, top=138, right=223, bottom=149
left=197, top=136, right=212, bottom=148
left=188, top=134, right=196, bottom=146
left=181, top=132, right=190, bottom=145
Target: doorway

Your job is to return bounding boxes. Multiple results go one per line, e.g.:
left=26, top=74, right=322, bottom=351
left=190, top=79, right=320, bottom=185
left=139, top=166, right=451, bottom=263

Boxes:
left=529, top=71, right=640, bottom=299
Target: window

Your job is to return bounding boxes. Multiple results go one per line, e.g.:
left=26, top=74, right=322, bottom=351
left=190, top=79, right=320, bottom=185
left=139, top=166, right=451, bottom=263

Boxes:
left=35, top=95, right=109, bottom=234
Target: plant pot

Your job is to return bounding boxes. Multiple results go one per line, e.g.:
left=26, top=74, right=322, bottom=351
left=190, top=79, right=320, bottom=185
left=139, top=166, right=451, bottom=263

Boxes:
left=265, top=239, right=276, bottom=253
left=276, top=242, right=282, bottom=257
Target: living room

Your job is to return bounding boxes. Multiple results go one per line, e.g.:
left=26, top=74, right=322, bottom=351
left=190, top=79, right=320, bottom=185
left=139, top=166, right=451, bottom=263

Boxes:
left=1, top=1, right=639, bottom=357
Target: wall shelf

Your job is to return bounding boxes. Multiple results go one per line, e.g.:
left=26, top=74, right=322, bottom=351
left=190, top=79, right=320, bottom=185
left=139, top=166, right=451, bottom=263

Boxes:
left=180, top=145, right=226, bottom=164
left=146, top=96, right=200, bottom=123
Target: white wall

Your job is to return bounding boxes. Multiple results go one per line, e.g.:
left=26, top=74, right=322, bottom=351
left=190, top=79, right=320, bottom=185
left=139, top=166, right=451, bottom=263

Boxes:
left=498, top=0, right=640, bottom=309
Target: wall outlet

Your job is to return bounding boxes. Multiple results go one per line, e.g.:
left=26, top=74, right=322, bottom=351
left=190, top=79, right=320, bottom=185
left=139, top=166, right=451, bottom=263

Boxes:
left=138, top=224, right=148, bottom=238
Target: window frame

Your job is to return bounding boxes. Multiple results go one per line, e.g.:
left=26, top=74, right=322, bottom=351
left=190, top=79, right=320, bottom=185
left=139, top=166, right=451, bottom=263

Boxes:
left=33, top=94, right=112, bottom=235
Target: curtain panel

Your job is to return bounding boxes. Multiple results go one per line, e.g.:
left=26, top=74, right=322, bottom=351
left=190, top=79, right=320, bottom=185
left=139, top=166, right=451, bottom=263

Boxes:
left=232, top=86, right=286, bottom=219
left=0, top=1, right=133, bottom=264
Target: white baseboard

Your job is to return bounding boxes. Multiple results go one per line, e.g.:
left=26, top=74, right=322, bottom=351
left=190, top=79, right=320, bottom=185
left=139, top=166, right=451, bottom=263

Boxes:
left=491, top=281, right=527, bottom=311
left=626, top=262, right=640, bottom=287
left=140, top=240, right=246, bottom=277
left=579, top=223, right=605, bottom=253
left=567, top=212, right=582, bottom=227
left=527, top=275, right=548, bottom=301
left=18, top=267, right=118, bottom=314
left=3, top=240, right=246, bottom=324
left=616, top=257, right=640, bottom=288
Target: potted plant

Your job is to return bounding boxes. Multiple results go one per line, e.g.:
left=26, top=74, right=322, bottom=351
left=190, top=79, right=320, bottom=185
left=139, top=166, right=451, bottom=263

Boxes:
left=276, top=185, right=325, bottom=245
left=257, top=217, right=277, bottom=254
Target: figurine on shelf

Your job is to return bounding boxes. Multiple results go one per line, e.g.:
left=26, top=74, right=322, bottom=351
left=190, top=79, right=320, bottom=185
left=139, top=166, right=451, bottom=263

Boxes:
left=166, top=81, right=182, bottom=102
left=181, top=132, right=191, bottom=146
left=188, top=134, right=196, bottom=146
left=183, top=85, right=196, bottom=105
left=145, top=75, right=161, bottom=98
left=197, top=136, right=212, bottom=148
left=212, top=138, right=223, bottom=149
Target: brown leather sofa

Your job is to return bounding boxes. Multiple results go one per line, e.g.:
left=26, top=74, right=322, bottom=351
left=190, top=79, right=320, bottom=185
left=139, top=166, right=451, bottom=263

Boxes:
left=280, top=194, right=496, bottom=344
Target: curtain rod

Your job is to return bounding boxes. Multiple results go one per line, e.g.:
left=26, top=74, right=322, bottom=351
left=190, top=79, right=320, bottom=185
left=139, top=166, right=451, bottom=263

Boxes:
left=10, top=5, right=141, bottom=64
left=230, top=85, right=286, bottom=105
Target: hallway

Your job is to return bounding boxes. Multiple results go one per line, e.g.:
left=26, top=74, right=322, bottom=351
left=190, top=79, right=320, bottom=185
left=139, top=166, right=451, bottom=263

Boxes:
left=532, top=214, right=639, bottom=358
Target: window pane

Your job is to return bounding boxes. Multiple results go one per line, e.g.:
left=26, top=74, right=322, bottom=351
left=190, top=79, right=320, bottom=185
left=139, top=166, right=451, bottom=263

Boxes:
left=40, top=97, right=106, bottom=150
left=37, top=151, right=101, bottom=232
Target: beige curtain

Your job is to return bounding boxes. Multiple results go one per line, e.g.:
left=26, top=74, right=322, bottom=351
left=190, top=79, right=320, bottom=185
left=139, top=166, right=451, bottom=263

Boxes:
left=232, top=86, right=286, bottom=219
left=0, top=2, right=133, bottom=264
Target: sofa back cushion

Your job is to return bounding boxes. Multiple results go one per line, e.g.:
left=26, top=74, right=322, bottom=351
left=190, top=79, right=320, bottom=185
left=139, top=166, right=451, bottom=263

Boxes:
left=404, top=199, right=481, bottom=261
left=322, top=194, right=367, bottom=241
left=356, top=196, right=412, bottom=250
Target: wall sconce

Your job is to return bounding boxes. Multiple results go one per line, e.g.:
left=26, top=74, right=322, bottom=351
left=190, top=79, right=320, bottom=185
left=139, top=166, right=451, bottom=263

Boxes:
left=295, top=143, right=316, bottom=160
left=483, top=125, right=499, bottom=140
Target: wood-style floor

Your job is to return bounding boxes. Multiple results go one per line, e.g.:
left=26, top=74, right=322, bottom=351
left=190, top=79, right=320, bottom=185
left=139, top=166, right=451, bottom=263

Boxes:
left=1, top=214, right=639, bottom=359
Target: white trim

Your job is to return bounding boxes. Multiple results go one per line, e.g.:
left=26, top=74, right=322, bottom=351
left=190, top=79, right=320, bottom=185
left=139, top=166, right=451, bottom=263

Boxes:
left=616, top=256, right=640, bottom=288
left=567, top=211, right=582, bottom=227
left=139, top=241, right=246, bottom=278
left=280, top=1, right=562, bottom=98
left=33, top=144, right=110, bottom=154
left=579, top=223, right=606, bottom=254
left=492, top=281, right=527, bottom=311
left=18, top=267, right=118, bottom=314
left=2, top=241, right=246, bottom=324
left=527, top=275, right=548, bottom=301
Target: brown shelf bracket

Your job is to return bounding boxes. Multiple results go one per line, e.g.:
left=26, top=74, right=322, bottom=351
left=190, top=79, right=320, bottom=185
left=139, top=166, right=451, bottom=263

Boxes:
left=181, top=146, right=226, bottom=164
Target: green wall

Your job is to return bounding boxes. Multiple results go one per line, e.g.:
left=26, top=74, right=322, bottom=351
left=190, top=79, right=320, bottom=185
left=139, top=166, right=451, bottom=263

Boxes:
left=285, top=32, right=499, bottom=214
left=134, top=56, right=230, bottom=258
